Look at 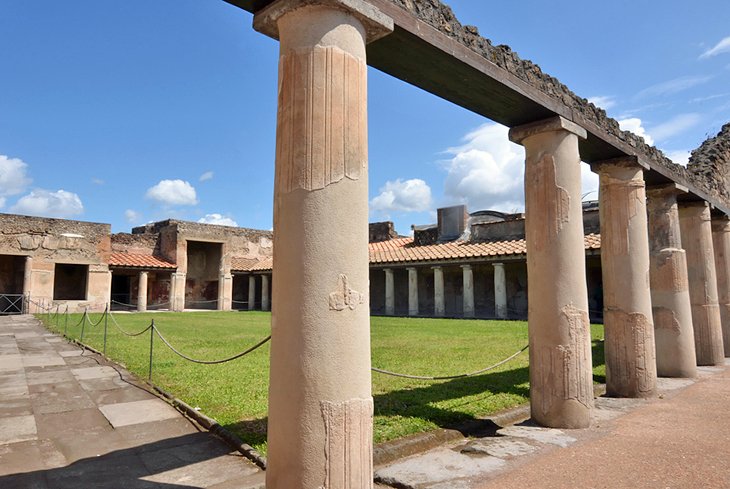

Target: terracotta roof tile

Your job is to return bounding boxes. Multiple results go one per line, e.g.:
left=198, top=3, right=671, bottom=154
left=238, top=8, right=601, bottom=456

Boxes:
left=231, top=257, right=273, bottom=272
left=109, top=253, right=176, bottom=269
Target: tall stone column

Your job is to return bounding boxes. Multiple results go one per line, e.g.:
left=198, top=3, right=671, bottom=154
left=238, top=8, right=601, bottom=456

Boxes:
left=384, top=268, right=394, bottom=316
left=407, top=267, right=419, bottom=316
left=462, top=264, right=475, bottom=318
left=248, top=274, right=256, bottom=310
left=646, top=184, right=697, bottom=377
left=170, top=272, right=186, bottom=312
left=137, top=271, right=148, bottom=312
left=711, top=216, right=730, bottom=356
left=509, top=116, right=593, bottom=428
left=433, top=266, right=445, bottom=317
left=261, top=274, right=270, bottom=312
left=592, top=157, right=656, bottom=398
left=218, top=273, right=233, bottom=311
left=493, top=262, right=507, bottom=319
left=679, top=201, right=725, bottom=365
left=23, top=256, right=32, bottom=311
left=254, top=2, right=392, bottom=488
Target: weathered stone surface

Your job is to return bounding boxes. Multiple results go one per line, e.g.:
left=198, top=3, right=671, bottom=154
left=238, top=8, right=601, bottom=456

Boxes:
left=99, top=399, right=183, bottom=428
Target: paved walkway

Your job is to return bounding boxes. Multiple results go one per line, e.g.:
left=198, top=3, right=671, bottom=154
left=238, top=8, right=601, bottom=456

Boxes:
left=375, top=360, right=730, bottom=489
left=0, top=314, right=264, bottom=489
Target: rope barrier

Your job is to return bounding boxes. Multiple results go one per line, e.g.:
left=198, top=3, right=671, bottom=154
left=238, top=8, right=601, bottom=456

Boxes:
left=372, top=343, right=529, bottom=381
left=153, top=328, right=271, bottom=365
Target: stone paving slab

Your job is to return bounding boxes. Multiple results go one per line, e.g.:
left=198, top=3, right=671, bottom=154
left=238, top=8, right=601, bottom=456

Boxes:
left=0, top=315, right=263, bottom=489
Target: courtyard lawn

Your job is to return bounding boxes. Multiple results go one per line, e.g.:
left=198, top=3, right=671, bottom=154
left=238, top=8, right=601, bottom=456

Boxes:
left=40, top=311, right=605, bottom=453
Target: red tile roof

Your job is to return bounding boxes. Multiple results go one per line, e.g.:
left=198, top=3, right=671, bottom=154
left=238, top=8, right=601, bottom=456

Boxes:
left=229, top=234, right=602, bottom=272
left=109, top=253, right=176, bottom=269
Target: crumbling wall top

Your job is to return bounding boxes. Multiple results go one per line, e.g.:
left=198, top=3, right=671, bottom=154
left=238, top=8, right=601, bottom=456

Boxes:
left=687, top=123, right=730, bottom=206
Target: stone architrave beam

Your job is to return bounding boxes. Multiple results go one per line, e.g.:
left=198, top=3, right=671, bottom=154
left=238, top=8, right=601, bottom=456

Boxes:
left=646, top=184, right=697, bottom=378
left=509, top=115, right=593, bottom=428
left=253, top=1, right=392, bottom=487
left=679, top=201, right=725, bottom=365
left=711, top=216, right=730, bottom=356
left=591, top=157, right=657, bottom=398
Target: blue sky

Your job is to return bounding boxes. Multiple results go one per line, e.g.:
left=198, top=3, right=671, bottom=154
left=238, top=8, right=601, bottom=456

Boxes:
left=1, top=1, right=729, bottom=235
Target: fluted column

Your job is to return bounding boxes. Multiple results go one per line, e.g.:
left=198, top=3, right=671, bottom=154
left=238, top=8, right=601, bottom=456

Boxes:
left=711, top=216, right=730, bottom=356
left=261, top=274, right=270, bottom=312
left=248, top=274, right=256, bottom=310
left=646, top=184, right=697, bottom=377
left=137, top=271, right=148, bottom=312
left=592, top=157, right=656, bottom=398
left=254, top=2, right=392, bottom=487
left=462, top=264, right=475, bottom=318
left=407, top=267, right=418, bottom=316
left=679, top=201, right=725, bottom=365
left=433, top=266, right=444, bottom=317
left=384, top=268, right=394, bottom=316
left=509, top=116, right=593, bottom=428
left=493, top=262, right=507, bottom=319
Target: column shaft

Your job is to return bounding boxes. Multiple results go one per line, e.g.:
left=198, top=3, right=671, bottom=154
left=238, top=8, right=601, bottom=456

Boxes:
left=137, top=272, right=148, bottom=312
left=407, top=267, right=418, bottom=316
left=254, top=2, right=392, bottom=487
left=509, top=116, right=593, bottom=428
left=170, top=272, right=186, bottom=312
left=679, top=202, right=725, bottom=365
left=23, top=256, right=32, bottom=311
left=493, top=262, right=507, bottom=319
left=462, top=265, right=475, bottom=318
left=248, top=275, right=256, bottom=310
left=646, top=185, right=697, bottom=377
left=593, top=158, right=656, bottom=397
left=711, top=217, right=730, bottom=356
left=384, top=269, right=394, bottom=316
left=218, top=273, right=233, bottom=311
left=261, top=274, right=270, bottom=312
left=433, top=266, right=445, bottom=317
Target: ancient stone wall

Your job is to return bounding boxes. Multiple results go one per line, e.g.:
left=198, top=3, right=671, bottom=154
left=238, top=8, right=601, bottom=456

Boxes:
left=687, top=123, right=730, bottom=206
left=369, top=221, right=398, bottom=242
left=111, top=232, right=159, bottom=255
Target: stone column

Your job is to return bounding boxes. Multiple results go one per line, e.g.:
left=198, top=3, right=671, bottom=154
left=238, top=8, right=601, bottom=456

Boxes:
left=679, top=201, right=725, bottom=365
left=23, top=256, right=32, bottom=312
left=170, top=272, right=186, bottom=311
left=218, top=273, right=233, bottom=311
left=384, top=268, right=394, bottom=316
left=509, top=116, right=593, bottom=428
left=433, top=266, right=445, bottom=317
left=711, top=216, right=730, bottom=356
left=646, top=184, right=697, bottom=378
left=137, top=271, right=148, bottom=312
left=592, top=157, right=656, bottom=398
left=254, top=2, right=392, bottom=487
left=462, top=264, right=475, bottom=318
left=493, top=262, right=507, bottom=319
left=261, top=274, right=270, bottom=312
left=407, top=267, right=419, bottom=316
left=248, top=274, right=256, bottom=310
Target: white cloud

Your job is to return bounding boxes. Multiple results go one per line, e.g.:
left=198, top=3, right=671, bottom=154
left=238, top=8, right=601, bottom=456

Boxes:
left=700, top=36, right=730, bottom=59
left=199, top=171, right=214, bottom=182
left=649, top=113, right=702, bottom=142
left=442, top=123, right=525, bottom=212
left=370, top=179, right=433, bottom=214
left=10, top=189, right=83, bottom=218
left=0, top=155, right=32, bottom=198
left=618, top=118, right=655, bottom=146
left=637, top=75, right=712, bottom=99
left=587, top=96, right=616, bottom=110
left=124, top=209, right=140, bottom=223
left=145, top=179, right=198, bottom=206
left=197, top=213, right=238, bottom=227
left=664, top=150, right=691, bottom=167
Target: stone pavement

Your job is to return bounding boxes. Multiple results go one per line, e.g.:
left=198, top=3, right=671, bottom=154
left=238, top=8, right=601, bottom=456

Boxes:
left=0, top=314, right=264, bottom=489
left=375, top=361, right=730, bottom=489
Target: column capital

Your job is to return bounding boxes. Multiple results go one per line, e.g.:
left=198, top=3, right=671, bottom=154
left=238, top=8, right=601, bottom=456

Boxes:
left=254, top=0, right=393, bottom=43
left=589, top=155, right=648, bottom=174
left=431, top=265, right=442, bottom=270
left=492, top=262, right=505, bottom=268
left=646, top=182, right=688, bottom=197
left=679, top=200, right=711, bottom=215
left=508, top=116, right=587, bottom=145
left=460, top=264, right=472, bottom=270
left=406, top=266, right=417, bottom=272
left=711, top=215, right=730, bottom=233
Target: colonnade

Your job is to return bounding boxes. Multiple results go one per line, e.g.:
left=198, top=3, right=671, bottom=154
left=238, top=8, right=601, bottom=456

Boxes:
left=249, top=0, right=729, bottom=485
left=381, top=262, right=510, bottom=319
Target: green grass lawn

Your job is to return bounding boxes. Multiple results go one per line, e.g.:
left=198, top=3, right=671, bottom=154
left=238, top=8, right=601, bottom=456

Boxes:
left=40, top=310, right=604, bottom=454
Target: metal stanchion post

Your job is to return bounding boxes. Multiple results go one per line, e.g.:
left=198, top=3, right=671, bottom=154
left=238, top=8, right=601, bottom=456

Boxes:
left=148, top=320, right=155, bottom=381
left=103, top=305, right=109, bottom=355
